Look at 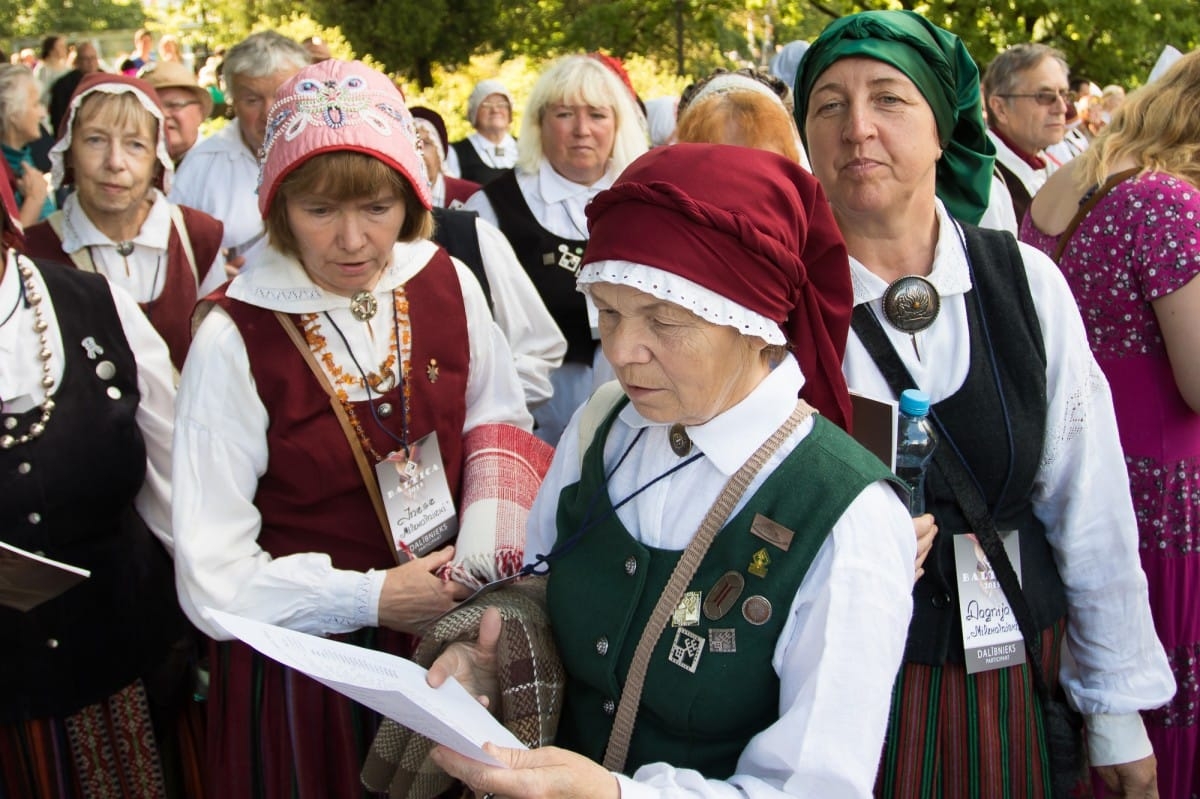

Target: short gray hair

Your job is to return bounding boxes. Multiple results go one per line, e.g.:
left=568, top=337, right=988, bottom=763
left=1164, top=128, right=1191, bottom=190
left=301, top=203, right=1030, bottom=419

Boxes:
left=0, top=65, right=36, bottom=136
left=982, top=43, right=1069, bottom=101
left=222, top=31, right=309, bottom=87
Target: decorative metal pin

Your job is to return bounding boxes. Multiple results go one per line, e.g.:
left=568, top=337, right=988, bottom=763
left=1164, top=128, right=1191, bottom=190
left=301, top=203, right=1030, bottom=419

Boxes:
left=668, top=423, right=692, bottom=457
left=555, top=244, right=583, bottom=274
left=81, top=336, right=104, bottom=360
left=703, top=571, right=745, bottom=621
left=748, top=547, right=771, bottom=578
left=370, top=371, right=397, bottom=393
left=742, top=595, right=772, bottom=626
left=426, top=358, right=439, bottom=382
left=377, top=402, right=394, bottom=418
left=349, top=290, right=378, bottom=322
left=667, top=628, right=705, bottom=673
left=750, top=513, right=794, bottom=551
left=671, top=590, right=702, bottom=627
left=709, top=628, right=736, bottom=653
left=115, top=240, right=135, bottom=257
left=95, top=360, right=116, bottom=380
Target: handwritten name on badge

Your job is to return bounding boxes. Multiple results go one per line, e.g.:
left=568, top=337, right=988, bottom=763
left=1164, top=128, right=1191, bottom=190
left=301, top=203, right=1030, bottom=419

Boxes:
left=953, top=531, right=1026, bottom=674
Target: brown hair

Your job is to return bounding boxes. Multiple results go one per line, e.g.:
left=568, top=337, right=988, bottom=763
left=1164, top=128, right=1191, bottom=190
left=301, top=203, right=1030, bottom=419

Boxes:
left=674, top=91, right=801, bottom=163
left=1075, top=49, right=1200, bottom=191
left=264, top=151, right=433, bottom=259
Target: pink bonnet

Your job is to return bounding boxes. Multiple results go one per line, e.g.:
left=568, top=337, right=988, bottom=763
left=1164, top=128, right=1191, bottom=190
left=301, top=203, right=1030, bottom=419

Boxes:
left=257, top=59, right=432, bottom=216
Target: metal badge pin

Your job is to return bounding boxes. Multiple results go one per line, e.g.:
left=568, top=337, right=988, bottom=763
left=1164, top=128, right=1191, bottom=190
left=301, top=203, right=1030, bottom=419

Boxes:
left=747, top=547, right=771, bottom=579
left=668, top=423, right=692, bottom=457
left=81, top=336, right=105, bottom=360
left=426, top=358, right=439, bottom=382
left=671, top=590, right=702, bottom=627
left=749, top=513, right=795, bottom=551
left=349, top=290, right=378, bottom=322
left=709, top=628, right=736, bottom=653
left=703, top=571, right=745, bottom=621
left=667, top=627, right=705, bottom=673
left=742, top=595, right=772, bottom=626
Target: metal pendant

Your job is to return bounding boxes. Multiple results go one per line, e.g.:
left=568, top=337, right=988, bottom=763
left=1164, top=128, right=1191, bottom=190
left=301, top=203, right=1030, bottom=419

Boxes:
left=115, top=240, right=135, bottom=257
left=349, top=290, right=378, bottom=322
left=882, top=275, right=940, bottom=333
left=668, top=423, right=692, bottom=457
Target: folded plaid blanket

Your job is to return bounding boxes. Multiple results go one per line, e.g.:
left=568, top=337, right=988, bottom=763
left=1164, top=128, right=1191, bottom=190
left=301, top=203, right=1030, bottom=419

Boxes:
left=361, top=577, right=563, bottom=798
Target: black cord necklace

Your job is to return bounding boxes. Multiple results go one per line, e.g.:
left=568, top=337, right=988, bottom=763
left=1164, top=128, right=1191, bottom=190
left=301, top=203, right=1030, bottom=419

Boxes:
left=86, top=245, right=164, bottom=313
left=322, top=291, right=410, bottom=455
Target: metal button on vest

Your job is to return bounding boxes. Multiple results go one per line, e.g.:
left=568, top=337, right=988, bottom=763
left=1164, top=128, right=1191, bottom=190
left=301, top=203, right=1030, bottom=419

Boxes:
left=46, top=638, right=59, bottom=649
left=931, top=592, right=951, bottom=609
left=602, top=698, right=615, bottom=716
left=28, top=511, right=42, bottom=524
left=623, top=556, right=637, bottom=576
left=17, top=461, right=31, bottom=474
left=595, top=636, right=609, bottom=656
left=3, top=416, right=16, bottom=430
left=377, top=402, right=394, bottom=418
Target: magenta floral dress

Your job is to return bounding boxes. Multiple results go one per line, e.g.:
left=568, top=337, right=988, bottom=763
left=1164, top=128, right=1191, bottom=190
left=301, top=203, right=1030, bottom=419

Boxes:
left=1021, top=171, right=1200, bottom=799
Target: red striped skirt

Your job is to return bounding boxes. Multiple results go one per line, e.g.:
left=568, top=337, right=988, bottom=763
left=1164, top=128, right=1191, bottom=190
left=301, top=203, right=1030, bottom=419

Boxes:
left=0, top=677, right=205, bottom=799
left=876, top=621, right=1091, bottom=798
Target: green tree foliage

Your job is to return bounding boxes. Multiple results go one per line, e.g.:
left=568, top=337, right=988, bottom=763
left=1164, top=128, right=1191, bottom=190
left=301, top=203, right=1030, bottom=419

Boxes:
left=1, top=0, right=143, bottom=40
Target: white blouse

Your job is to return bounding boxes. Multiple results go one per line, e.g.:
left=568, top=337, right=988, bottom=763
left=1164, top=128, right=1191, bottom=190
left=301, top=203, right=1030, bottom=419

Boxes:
left=59, top=191, right=227, bottom=299
left=172, top=240, right=532, bottom=641
left=842, top=201, right=1175, bottom=767
left=525, top=357, right=918, bottom=798
left=0, top=251, right=176, bottom=551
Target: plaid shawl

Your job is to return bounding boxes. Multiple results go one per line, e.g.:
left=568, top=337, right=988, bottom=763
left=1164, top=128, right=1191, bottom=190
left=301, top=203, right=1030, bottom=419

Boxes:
left=361, top=577, right=563, bottom=798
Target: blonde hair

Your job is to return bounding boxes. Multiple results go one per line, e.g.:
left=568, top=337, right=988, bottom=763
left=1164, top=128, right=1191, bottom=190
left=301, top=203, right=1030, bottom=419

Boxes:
left=265, top=151, right=433, bottom=259
left=674, top=91, right=801, bottom=163
left=72, top=91, right=159, bottom=142
left=517, top=54, right=648, bottom=177
left=1075, top=49, right=1200, bottom=191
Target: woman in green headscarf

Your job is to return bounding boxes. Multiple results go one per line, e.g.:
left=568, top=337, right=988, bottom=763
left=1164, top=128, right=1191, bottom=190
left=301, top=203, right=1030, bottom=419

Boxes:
left=794, top=9, right=1173, bottom=799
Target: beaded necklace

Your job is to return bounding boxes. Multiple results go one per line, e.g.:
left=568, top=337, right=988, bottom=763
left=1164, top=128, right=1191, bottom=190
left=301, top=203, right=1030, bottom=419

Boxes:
left=300, top=288, right=412, bottom=462
left=0, top=260, right=57, bottom=450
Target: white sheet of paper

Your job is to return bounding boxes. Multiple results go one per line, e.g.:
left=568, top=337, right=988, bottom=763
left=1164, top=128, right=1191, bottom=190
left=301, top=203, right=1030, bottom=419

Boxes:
left=204, top=608, right=525, bottom=765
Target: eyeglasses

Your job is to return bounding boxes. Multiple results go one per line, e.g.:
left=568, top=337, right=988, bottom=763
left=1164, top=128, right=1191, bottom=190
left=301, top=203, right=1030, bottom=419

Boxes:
left=163, top=99, right=202, bottom=112
left=997, top=89, right=1078, bottom=106
left=478, top=102, right=510, bottom=112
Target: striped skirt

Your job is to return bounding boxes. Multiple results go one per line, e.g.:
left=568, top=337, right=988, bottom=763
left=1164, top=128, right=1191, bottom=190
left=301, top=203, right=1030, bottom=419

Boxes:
left=205, top=629, right=413, bottom=799
left=0, top=677, right=205, bottom=799
left=876, top=622, right=1091, bottom=799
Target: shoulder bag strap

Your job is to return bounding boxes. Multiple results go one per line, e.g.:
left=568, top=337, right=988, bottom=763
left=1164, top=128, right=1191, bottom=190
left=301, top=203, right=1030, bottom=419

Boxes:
left=272, top=310, right=401, bottom=566
left=168, top=203, right=200, bottom=285
left=45, top=211, right=95, bottom=272
left=850, top=304, right=1053, bottom=698
left=1051, top=167, right=1140, bottom=263
left=602, top=400, right=816, bottom=773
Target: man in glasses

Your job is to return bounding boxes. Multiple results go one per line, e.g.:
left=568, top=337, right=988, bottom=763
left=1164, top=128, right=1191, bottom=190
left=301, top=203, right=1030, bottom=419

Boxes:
left=983, top=43, right=1074, bottom=222
left=448, top=79, right=518, bottom=185
left=140, top=60, right=213, bottom=166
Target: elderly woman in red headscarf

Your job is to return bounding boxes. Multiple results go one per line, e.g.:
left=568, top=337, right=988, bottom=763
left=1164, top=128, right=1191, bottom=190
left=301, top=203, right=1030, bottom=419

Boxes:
left=21, top=72, right=225, bottom=372
left=420, top=143, right=918, bottom=798
left=0, top=136, right=199, bottom=796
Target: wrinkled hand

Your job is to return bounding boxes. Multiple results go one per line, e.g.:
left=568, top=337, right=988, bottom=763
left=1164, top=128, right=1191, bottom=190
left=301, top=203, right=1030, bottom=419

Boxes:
left=427, top=606, right=501, bottom=711
left=377, top=545, right=473, bottom=633
left=1094, top=754, right=1158, bottom=797
left=913, top=513, right=938, bottom=582
left=430, top=742, right=620, bottom=799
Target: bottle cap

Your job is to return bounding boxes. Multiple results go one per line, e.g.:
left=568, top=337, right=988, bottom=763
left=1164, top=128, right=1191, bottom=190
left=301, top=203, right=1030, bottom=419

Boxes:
left=899, top=388, right=932, bottom=417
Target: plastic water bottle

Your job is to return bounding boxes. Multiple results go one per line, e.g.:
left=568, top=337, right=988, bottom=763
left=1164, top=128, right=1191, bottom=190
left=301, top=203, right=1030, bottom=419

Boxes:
left=896, top=389, right=938, bottom=517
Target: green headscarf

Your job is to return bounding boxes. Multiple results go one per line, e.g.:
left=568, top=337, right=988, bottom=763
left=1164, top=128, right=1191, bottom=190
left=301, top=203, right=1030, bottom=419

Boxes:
left=793, top=10, right=994, bottom=225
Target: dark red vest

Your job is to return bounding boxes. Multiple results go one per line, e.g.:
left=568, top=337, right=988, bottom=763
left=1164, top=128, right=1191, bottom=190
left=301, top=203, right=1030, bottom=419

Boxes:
left=209, top=248, right=470, bottom=571
left=23, top=205, right=224, bottom=371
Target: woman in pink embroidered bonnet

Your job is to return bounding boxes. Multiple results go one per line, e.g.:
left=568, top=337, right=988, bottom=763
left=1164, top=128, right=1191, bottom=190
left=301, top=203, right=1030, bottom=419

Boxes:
left=171, top=59, right=551, bottom=798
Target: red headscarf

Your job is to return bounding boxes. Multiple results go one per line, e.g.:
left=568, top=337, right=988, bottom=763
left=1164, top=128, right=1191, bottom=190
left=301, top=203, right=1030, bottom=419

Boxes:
left=583, top=143, right=854, bottom=431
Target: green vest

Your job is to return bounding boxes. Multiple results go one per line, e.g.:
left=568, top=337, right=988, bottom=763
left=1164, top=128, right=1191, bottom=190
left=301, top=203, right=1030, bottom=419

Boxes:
left=548, top=401, right=897, bottom=778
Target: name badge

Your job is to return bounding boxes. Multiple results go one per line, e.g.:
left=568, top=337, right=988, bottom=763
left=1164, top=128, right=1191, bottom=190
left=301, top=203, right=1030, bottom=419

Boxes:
left=375, top=431, right=458, bottom=559
left=954, top=531, right=1026, bottom=674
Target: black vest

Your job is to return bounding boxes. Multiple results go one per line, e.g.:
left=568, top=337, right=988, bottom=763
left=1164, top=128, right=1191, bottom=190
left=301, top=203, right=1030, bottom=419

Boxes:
left=452, top=139, right=512, bottom=186
left=903, top=225, right=1066, bottom=664
left=0, top=261, right=189, bottom=720
left=483, top=171, right=593, bottom=364
left=432, top=206, right=492, bottom=310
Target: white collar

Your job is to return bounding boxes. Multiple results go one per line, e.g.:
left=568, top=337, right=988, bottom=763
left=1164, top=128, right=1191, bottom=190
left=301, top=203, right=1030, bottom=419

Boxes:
left=430, top=173, right=446, bottom=208
left=537, top=159, right=616, bottom=205
left=849, top=199, right=974, bottom=306
left=0, top=250, right=21, bottom=356
left=469, top=131, right=516, bottom=152
left=216, top=120, right=259, bottom=163
left=617, top=356, right=806, bottom=476
left=225, top=239, right=440, bottom=313
left=60, top=190, right=173, bottom=253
